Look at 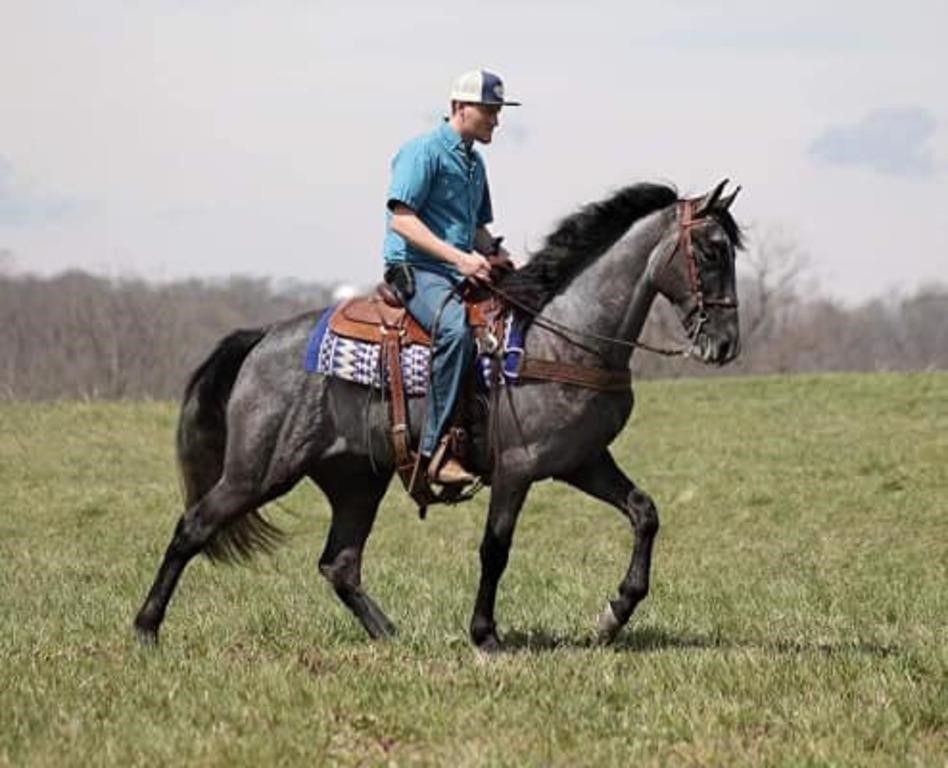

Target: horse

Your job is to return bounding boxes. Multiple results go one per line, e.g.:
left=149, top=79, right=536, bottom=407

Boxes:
left=134, top=179, right=743, bottom=652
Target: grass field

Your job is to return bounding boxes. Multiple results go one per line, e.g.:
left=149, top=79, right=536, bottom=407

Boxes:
left=1, top=372, right=946, bottom=766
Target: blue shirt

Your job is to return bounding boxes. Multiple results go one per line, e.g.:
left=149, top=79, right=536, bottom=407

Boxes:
left=382, top=121, right=493, bottom=279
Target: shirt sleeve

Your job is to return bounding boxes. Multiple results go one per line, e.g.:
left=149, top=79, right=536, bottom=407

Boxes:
left=477, top=172, right=494, bottom=227
left=386, top=139, right=434, bottom=213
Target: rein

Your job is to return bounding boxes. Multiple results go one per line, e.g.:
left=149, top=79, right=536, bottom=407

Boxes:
left=486, top=282, right=687, bottom=358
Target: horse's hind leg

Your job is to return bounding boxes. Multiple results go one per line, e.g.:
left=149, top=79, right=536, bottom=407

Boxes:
left=134, top=475, right=295, bottom=644
left=559, top=450, right=659, bottom=645
left=313, top=462, right=395, bottom=639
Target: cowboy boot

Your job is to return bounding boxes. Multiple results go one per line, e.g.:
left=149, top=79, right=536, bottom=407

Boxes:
left=427, top=435, right=475, bottom=485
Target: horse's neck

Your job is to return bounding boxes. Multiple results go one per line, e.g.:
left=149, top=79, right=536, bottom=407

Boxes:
left=541, top=210, right=669, bottom=368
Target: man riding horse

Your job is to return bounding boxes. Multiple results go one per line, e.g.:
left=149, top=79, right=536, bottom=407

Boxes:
left=133, top=65, right=743, bottom=648
left=382, top=69, right=520, bottom=485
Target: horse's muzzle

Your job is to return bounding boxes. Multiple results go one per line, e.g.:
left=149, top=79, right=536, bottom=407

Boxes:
left=688, top=302, right=740, bottom=366
left=691, top=330, right=741, bottom=366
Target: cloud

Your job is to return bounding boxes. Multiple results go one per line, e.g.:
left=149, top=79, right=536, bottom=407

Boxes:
left=0, top=156, right=87, bottom=226
left=808, top=108, right=939, bottom=178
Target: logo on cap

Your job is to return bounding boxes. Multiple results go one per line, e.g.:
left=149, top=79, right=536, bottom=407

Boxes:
left=492, top=83, right=505, bottom=101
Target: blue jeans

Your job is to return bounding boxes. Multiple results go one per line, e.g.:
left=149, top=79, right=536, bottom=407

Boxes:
left=404, top=268, right=474, bottom=457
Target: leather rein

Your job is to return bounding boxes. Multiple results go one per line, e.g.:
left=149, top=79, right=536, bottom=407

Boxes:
left=486, top=199, right=737, bottom=391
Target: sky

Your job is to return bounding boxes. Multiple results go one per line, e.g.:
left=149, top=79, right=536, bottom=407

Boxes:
left=1, top=0, right=946, bottom=303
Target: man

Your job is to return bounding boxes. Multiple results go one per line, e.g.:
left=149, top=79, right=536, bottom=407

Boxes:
left=382, top=69, right=520, bottom=484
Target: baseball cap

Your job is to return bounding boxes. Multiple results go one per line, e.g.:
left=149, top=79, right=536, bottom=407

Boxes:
left=450, top=69, right=521, bottom=106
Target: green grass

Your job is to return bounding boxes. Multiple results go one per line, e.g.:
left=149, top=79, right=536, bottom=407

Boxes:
left=1, top=373, right=946, bottom=766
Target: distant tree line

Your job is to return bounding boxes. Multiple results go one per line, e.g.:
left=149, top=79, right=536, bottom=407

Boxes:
left=0, top=254, right=944, bottom=401
left=0, top=272, right=332, bottom=400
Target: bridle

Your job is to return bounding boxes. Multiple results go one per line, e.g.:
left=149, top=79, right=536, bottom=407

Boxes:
left=658, top=198, right=740, bottom=344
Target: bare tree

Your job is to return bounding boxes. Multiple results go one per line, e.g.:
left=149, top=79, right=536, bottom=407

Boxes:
left=739, top=227, right=809, bottom=342
left=0, top=272, right=333, bottom=401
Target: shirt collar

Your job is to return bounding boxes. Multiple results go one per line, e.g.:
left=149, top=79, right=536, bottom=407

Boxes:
left=438, top=121, right=469, bottom=153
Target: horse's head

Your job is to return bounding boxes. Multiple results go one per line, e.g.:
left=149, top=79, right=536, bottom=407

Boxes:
left=648, top=179, right=743, bottom=365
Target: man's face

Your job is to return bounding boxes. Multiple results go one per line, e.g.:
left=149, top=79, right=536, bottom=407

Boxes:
left=458, top=103, right=502, bottom=144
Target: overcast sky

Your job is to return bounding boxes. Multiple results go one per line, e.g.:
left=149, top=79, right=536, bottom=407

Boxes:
left=1, top=0, right=945, bottom=302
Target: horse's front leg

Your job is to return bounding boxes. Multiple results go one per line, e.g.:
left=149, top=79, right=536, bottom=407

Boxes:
left=469, top=476, right=531, bottom=652
left=559, top=450, right=659, bottom=644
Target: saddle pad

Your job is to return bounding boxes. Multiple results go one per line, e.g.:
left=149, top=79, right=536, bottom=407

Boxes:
left=317, top=330, right=432, bottom=396
left=304, top=305, right=527, bottom=396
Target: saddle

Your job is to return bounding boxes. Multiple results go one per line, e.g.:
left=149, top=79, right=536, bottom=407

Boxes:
left=327, top=282, right=506, bottom=351
left=327, top=293, right=431, bottom=347
left=326, top=259, right=513, bottom=514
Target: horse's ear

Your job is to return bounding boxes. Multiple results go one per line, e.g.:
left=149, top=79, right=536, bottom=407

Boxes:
left=718, top=185, right=741, bottom=211
left=695, top=178, right=729, bottom=217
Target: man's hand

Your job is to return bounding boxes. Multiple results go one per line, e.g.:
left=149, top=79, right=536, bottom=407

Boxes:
left=456, top=251, right=492, bottom=283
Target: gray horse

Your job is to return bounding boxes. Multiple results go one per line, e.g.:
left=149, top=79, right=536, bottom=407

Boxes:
left=134, top=180, right=742, bottom=651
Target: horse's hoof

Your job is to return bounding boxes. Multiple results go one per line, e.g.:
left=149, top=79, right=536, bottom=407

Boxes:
left=134, top=623, right=159, bottom=647
left=596, top=603, right=622, bottom=645
left=377, top=619, right=398, bottom=639
left=475, top=633, right=503, bottom=655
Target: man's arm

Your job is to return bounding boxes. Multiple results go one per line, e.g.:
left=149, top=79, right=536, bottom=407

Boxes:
left=390, top=203, right=491, bottom=281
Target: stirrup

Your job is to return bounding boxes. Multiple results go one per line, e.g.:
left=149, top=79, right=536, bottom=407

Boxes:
left=427, top=436, right=474, bottom=485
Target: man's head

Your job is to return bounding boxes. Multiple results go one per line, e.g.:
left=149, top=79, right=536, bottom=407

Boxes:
left=448, top=69, right=520, bottom=145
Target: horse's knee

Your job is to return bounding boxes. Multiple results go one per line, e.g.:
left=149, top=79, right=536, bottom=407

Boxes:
left=628, top=489, right=659, bottom=537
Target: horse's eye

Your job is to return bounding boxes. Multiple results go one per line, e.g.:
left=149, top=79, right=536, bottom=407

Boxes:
left=698, top=245, right=718, bottom=264
left=700, top=235, right=731, bottom=265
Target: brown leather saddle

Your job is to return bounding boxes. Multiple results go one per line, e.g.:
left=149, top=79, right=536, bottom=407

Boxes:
left=327, top=284, right=504, bottom=350
left=328, top=293, right=430, bottom=347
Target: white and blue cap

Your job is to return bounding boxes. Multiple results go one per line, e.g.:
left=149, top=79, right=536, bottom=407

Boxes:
left=450, top=69, right=521, bottom=106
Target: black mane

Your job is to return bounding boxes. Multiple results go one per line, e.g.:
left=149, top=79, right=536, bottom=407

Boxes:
left=497, top=182, right=677, bottom=311
left=710, top=207, right=744, bottom=251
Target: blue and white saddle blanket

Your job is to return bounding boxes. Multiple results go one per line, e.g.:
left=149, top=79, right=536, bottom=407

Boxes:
left=303, top=305, right=526, bottom=397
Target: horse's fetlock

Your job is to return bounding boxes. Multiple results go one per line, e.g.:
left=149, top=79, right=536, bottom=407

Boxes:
left=619, top=580, right=649, bottom=608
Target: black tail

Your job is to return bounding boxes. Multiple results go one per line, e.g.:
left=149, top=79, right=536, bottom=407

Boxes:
left=176, top=328, right=283, bottom=563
